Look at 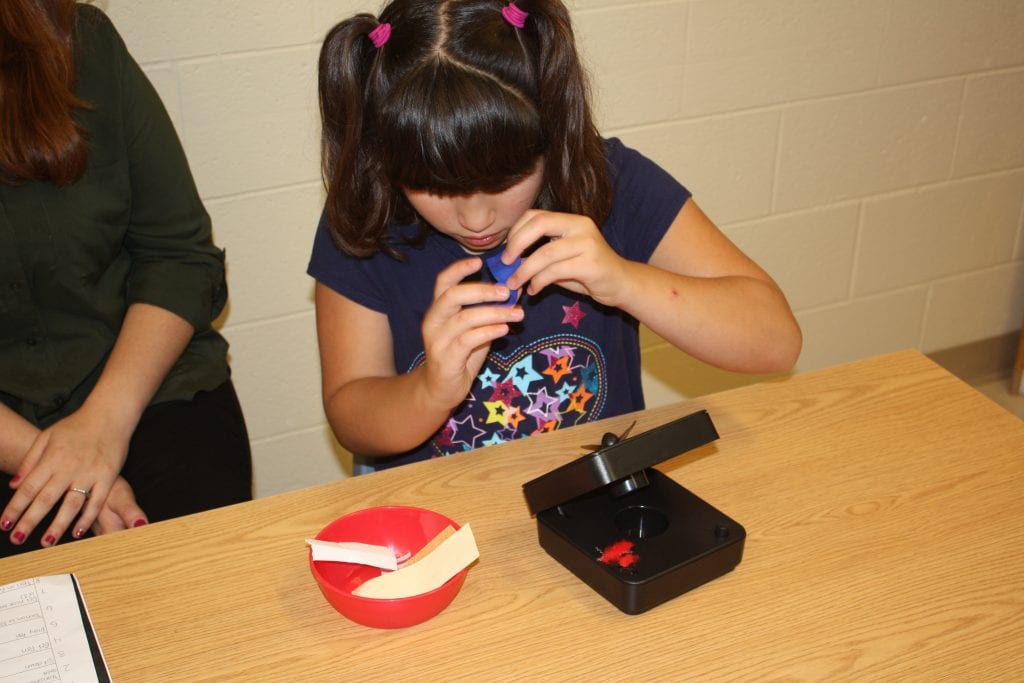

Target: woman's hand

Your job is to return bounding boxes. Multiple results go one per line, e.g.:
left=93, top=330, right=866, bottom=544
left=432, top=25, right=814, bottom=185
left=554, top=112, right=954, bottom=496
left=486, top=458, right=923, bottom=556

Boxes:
left=92, top=476, right=148, bottom=535
left=501, top=210, right=630, bottom=307
left=2, top=406, right=132, bottom=547
left=2, top=301, right=193, bottom=547
left=419, top=257, right=525, bottom=410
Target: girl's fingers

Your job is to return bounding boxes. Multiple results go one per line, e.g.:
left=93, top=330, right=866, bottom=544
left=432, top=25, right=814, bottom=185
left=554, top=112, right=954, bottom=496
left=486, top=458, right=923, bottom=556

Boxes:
left=433, top=257, right=484, bottom=300
left=505, top=209, right=586, bottom=263
left=439, top=283, right=514, bottom=309
left=449, top=322, right=516, bottom=357
left=505, top=209, right=550, bottom=259
left=505, top=239, right=578, bottom=293
left=424, top=307, right=522, bottom=376
left=428, top=303, right=523, bottom=347
left=428, top=259, right=509, bottom=322
left=420, top=257, right=526, bottom=404
left=426, top=263, right=519, bottom=336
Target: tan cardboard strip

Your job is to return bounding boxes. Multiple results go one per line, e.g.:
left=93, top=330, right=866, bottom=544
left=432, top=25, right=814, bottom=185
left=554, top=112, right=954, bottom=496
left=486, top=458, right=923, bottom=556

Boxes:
left=403, top=525, right=456, bottom=567
left=353, top=524, right=478, bottom=599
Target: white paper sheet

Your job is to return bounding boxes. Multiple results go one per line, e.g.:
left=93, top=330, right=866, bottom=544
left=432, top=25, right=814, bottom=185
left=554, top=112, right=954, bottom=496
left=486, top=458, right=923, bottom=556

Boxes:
left=0, top=574, right=109, bottom=682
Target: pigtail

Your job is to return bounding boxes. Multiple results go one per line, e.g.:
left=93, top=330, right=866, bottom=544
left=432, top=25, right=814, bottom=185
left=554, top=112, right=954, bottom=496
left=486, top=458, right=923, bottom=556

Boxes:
left=318, top=14, right=396, bottom=257
left=514, top=0, right=612, bottom=225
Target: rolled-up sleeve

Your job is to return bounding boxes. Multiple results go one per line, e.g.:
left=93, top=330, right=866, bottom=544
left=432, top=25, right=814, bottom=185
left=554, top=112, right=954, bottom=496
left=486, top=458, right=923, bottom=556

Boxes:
left=112, top=18, right=226, bottom=332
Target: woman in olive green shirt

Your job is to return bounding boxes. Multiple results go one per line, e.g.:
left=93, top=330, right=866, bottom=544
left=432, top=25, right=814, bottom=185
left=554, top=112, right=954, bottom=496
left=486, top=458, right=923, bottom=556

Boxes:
left=0, top=0, right=252, bottom=555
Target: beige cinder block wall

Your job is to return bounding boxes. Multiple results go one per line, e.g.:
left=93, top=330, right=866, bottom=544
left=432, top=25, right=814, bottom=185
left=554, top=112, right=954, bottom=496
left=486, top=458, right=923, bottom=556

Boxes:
left=99, top=0, right=1024, bottom=497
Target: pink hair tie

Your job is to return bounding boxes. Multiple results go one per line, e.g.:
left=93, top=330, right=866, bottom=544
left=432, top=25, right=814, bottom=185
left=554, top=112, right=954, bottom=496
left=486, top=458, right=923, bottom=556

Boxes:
left=501, top=2, right=529, bottom=28
left=369, top=22, right=391, bottom=48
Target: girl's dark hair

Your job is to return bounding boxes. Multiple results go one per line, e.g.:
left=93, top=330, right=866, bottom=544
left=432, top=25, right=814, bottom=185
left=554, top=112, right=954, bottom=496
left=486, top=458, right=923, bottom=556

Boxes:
left=0, top=0, right=90, bottom=185
left=318, top=0, right=611, bottom=258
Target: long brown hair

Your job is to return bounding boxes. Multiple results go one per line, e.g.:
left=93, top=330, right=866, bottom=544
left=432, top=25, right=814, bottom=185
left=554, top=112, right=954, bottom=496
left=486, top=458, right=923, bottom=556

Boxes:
left=318, top=0, right=612, bottom=258
left=0, top=0, right=89, bottom=185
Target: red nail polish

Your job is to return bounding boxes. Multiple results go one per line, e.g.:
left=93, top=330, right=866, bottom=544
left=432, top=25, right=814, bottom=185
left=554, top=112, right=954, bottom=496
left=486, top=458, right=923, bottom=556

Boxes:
left=9, top=475, right=20, bottom=485
left=0, top=519, right=11, bottom=531
left=43, top=534, right=56, bottom=546
left=73, top=527, right=85, bottom=538
left=133, top=519, right=147, bottom=528
left=12, top=530, right=25, bottom=543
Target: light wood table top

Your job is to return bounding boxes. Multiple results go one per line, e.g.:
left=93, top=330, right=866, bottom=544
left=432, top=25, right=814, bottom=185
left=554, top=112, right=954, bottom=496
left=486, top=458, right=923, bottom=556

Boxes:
left=3, top=350, right=1023, bottom=681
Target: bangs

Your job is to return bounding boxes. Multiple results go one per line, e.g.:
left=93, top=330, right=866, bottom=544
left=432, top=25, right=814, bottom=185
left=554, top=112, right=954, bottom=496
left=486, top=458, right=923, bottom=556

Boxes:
left=377, top=60, right=544, bottom=195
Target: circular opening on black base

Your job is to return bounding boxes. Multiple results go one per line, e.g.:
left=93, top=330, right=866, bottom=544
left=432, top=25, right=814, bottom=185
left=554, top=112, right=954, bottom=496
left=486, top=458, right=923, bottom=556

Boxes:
left=615, top=506, right=669, bottom=539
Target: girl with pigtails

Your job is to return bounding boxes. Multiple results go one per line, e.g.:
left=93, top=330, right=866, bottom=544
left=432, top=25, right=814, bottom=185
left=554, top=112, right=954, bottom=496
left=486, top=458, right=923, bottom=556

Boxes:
left=308, top=0, right=802, bottom=472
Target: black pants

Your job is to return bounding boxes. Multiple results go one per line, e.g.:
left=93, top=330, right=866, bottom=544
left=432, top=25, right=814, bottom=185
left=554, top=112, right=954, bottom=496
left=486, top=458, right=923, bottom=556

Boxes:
left=0, top=380, right=252, bottom=557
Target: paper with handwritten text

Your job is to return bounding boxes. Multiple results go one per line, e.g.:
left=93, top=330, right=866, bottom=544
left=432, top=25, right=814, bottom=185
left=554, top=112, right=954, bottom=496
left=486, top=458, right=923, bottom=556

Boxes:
left=0, top=574, right=109, bottom=682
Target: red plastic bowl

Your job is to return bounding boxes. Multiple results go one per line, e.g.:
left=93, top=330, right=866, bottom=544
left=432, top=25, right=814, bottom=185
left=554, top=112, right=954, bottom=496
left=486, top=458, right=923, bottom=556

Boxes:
left=309, top=506, right=469, bottom=629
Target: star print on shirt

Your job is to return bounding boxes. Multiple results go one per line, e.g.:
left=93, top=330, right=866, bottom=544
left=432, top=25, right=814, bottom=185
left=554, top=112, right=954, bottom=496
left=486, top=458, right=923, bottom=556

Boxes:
left=448, top=414, right=486, bottom=451
left=561, top=301, right=586, bottom=328
left=526, top=386, right=561, bottom=424
left=567, top=384, right=593, bottom=415
left=484, top=400, right=510, bottom=426
left=507, top=357, right=544, bottom=395
left=477, top=367, right=501, bottom=390
left=489, top=378, right=522, bottom=404
left=542, top=355, right=573, bottom=383
left=505, top=405, right=526, bottom=431
left=419, top=333, right=609, bottom=458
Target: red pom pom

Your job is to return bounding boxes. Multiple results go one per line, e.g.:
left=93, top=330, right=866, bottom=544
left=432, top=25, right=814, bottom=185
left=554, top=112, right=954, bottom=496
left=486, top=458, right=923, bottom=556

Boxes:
left=598, top=539, right=636, bottom=565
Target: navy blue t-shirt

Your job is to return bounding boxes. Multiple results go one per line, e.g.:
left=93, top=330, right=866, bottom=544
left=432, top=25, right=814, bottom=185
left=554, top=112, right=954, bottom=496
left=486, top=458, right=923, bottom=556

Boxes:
left=308, top=138, right=690, bottom=470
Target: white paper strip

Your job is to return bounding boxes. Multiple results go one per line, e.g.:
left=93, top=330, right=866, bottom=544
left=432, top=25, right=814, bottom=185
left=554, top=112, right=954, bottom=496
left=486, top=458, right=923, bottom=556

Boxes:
left=353, top=524, right=479, bottom=599
left=306, top=539, right=399, bottom=571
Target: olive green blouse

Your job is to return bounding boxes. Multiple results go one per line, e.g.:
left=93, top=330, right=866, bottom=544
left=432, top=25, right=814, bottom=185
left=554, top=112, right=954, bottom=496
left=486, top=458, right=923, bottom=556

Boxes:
left=0, top=6, right=229, bottom=428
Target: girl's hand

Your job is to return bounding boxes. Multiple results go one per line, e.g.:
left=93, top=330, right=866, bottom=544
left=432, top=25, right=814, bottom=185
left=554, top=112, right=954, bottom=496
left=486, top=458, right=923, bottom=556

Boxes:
left=419, top=257, right=525, bottom=409
left=2, top=407, right=131, bottom=547
left=502, top=210, right=630, bottom=307
left=92, top=476, right=148, bottom=535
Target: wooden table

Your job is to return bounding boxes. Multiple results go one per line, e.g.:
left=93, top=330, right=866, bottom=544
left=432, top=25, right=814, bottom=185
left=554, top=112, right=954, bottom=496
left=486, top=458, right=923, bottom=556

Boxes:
left=2, top=350, right=1023, bottom=680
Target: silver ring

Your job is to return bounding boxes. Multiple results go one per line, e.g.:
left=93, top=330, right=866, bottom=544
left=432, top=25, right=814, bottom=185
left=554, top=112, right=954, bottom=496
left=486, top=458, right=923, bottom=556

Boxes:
left=69, top=487, right=91, bottom=500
